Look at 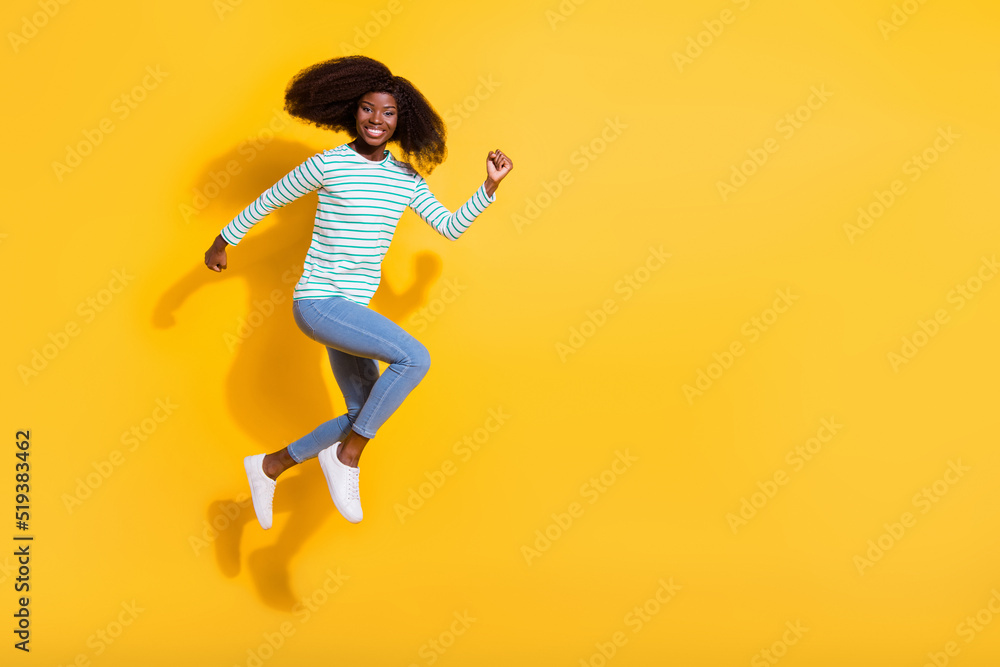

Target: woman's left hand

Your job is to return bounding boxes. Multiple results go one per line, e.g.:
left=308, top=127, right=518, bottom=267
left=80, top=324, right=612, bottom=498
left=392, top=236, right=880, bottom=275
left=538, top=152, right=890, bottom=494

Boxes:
left=485, top=149, right=513, bottom=196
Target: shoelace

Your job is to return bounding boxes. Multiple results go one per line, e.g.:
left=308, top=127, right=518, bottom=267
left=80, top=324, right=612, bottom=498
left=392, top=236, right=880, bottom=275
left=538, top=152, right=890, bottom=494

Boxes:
left=256, top=464, right=276, bottom=498
left=346, top=468, right=360, bottom=502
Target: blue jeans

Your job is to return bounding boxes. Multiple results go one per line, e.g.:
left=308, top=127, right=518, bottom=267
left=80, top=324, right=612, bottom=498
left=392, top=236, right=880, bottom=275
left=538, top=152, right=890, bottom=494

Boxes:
left=285, top=296, right=431, bottom=463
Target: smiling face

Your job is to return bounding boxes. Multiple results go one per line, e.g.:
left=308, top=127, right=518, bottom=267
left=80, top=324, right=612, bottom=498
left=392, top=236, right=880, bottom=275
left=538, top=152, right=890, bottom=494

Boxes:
left=354, top=91, right=397, bottom=148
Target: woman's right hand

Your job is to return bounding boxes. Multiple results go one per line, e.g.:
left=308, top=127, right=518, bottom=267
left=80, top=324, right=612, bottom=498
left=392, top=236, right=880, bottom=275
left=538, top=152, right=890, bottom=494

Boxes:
left=205, top=234, right=228, bottom=272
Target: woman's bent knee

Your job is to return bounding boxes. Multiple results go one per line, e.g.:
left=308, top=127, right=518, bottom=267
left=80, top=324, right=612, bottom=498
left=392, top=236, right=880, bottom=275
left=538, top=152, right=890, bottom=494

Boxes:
left=408, top=342, right=431, bottom=379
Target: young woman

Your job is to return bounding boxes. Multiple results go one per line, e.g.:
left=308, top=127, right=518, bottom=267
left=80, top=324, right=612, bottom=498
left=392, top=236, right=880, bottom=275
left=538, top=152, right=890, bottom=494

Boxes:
left=203, top=55, right=513, bottom=529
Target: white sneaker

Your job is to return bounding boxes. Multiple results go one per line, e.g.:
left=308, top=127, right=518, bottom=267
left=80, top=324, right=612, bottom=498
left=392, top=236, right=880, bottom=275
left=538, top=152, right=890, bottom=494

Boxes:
left=318, top=442, right=363, bottom=523
left=244, top=453, right=276, bottom=530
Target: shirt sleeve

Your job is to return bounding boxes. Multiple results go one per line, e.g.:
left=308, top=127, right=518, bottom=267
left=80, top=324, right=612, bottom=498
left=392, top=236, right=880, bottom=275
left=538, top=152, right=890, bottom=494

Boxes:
left=408, top=176, right=496, bottom=241
left=218, top=152, right=326, bottom=246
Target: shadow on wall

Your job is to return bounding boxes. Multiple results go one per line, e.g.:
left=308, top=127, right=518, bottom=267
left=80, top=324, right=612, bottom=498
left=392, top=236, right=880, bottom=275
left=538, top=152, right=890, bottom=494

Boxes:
left=152, top=138, right=443, bottom=611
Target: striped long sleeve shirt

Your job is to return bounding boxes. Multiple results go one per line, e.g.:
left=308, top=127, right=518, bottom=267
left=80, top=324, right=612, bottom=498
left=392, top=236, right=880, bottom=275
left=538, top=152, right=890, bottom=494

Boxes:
left=219, top=143, right=496, bottom=306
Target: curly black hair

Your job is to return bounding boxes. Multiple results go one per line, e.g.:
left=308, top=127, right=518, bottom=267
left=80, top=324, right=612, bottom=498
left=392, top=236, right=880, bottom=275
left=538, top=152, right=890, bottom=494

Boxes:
left=283, top=55, right=447, bottom=175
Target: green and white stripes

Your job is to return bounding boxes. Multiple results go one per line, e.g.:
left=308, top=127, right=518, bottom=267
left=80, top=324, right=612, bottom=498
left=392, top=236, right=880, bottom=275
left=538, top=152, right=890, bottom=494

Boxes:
left=219, top=143, right=495, bottom=306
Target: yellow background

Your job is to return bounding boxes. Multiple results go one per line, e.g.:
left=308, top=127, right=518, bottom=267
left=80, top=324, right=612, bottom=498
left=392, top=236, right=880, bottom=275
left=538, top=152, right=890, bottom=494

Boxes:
left=3, top=0, right=1000, bottom=664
